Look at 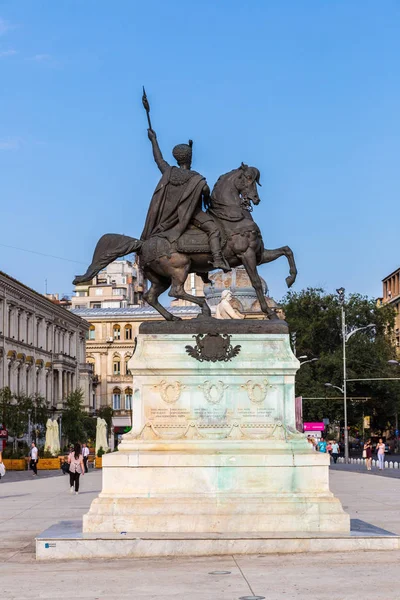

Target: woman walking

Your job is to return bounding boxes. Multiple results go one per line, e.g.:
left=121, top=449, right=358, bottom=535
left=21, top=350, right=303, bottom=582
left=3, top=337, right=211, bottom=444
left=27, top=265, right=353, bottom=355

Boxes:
left=68, top=443, right=85, bottom=495
left=376, top=438, right=385, bottom=470
left=364, top=439, right=372, bottom=471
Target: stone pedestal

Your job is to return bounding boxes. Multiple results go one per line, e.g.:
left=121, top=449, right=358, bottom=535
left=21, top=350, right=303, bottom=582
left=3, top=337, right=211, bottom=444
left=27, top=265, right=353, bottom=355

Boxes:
left=83, top=320, right=349, bottom=535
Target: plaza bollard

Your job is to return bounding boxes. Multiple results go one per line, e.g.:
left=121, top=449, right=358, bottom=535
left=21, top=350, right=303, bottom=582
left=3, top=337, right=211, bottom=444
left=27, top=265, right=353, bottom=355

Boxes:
left=385, top=461, right=389, bottom=468
left=372, top=459, right=376, bottom=467
left=395, top=462, right=399, bottom=469
left=389, top=461, right=393, bottom=468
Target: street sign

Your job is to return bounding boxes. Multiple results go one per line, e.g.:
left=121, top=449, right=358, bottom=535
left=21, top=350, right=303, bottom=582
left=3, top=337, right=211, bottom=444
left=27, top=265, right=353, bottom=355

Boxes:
left=395, top=429, right=399, bottom=437
left=363, top=416, right=371, bottom=429
left=322, top=418, right=330, bottom=425
left=304, top=422, right=325, bottom=432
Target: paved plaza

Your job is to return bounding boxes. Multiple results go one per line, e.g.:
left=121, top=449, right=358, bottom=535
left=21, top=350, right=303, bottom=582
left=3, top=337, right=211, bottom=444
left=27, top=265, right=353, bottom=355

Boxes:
left=0, top=467, right=399, bottom=599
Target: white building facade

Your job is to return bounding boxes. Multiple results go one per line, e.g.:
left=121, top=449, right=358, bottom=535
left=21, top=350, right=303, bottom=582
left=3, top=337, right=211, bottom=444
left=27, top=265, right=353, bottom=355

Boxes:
left=0, top=271, right=93, bottom=410
left=71, top=258, right=146, bottom=311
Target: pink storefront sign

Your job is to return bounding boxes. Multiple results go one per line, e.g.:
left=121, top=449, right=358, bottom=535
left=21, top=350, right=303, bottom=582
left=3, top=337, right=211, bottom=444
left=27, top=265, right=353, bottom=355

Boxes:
left=303, top=422, right=325, bottom=432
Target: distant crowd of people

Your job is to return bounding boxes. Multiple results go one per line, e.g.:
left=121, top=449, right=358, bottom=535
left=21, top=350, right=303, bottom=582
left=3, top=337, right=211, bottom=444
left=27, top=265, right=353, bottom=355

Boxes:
left=307, top=436, right=340, bottom=462
left=307, top=435, right=388, bottom=470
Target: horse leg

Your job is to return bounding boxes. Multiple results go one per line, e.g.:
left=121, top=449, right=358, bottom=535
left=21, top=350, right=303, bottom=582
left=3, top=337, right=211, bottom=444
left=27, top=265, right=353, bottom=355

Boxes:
left=143, top=270, right=179, bottom=321
left=260, top=246, right=298, bottom=288
left=168, top=269, right=212, bottom=317
left=241, top=248, right=278, bottom=320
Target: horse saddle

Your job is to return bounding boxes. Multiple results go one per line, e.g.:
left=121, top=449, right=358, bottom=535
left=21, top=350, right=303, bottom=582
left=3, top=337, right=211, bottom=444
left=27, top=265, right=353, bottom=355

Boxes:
left=175, top=224, right=228, bottom=254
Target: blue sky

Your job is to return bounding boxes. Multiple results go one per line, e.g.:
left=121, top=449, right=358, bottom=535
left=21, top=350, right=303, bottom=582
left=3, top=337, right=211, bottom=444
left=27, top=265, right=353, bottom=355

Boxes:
left=1, top=1, right=399, bottom=302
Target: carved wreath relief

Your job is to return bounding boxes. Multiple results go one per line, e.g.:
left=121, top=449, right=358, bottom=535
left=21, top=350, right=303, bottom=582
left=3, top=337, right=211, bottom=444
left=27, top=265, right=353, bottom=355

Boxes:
left=153, top=380, right=185, bottom=404
left=198, top=380, right=229, bottom=405
left=241, top=379, right=268, bottom=404
left=185, top=333, right=241, bottom=362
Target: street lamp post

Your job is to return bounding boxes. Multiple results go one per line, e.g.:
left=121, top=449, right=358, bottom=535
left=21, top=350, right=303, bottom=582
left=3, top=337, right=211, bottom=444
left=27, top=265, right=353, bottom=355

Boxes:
left=27, top=409, right=32, bottom=444
left=331, top=287, right=376, bottom=463
left=337, top=287, right=349, bottom=463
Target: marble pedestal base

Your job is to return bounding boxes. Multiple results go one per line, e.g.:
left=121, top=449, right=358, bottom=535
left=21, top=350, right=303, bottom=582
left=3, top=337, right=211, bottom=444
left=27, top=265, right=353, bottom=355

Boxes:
left=83, top=441, right=349, bottom=534
left=83, top=328, right=349, bottom=537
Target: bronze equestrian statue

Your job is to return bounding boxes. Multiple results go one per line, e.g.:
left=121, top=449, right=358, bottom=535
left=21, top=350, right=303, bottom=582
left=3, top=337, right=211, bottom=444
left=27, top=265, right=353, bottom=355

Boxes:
left=73, top=95, right=297, bottom=321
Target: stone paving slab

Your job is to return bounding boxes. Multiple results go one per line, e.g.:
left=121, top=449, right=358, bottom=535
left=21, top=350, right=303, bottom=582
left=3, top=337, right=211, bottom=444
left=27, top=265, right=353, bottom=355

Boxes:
left=1, top=469, right=400, bottom=599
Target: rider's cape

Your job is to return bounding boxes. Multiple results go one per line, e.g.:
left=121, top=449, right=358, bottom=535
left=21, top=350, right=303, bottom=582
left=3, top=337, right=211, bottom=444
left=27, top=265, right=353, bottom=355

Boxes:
left=141, top=166, right=205, bottom=243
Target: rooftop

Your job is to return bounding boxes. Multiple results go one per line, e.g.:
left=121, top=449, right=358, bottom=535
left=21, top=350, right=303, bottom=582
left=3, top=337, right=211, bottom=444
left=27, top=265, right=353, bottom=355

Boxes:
left=71, top=305, right=200, bottom=318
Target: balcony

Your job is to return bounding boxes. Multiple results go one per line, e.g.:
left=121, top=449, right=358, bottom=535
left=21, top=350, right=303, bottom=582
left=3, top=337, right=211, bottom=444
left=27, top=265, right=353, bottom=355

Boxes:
left=53, top=353, right=77, bottom=369
left=107, top=375, right=132, bottom=384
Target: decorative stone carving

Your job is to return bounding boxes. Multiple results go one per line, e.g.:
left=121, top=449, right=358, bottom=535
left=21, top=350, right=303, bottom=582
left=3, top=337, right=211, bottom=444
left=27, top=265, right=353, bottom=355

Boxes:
left=185, top=333, right=241, bottom=363
left=198, top=380, right=229, bottom=405
left=215, top=290, right=243, bottom=319
left=153, top=380, right=185, bottom=404
left=241, top=379, right=268, bottom=404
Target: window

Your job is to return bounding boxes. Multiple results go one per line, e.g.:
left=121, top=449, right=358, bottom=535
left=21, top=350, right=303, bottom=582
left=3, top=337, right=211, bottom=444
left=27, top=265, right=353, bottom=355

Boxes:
left=88, top=325, right=95, bottom=340
left=121, top=277, right=126, bottom=284
left=91, top=302, right=101, bottom=309
left=95, top=288, right=103, bottom=296
left=112, top=388, right=121, bottom=410
left=113, top=358, right=121, bottom=375
left=125, top=358, right=130, bottom=375
left=125, top=388, right=132, bottom=410
left=124, top=324, right=132, bottom=340
left=75, top=291, right=87, bottom=297
left=113, top=324, right=121, bottom=340
left=113, top=288, right=126, bottom=296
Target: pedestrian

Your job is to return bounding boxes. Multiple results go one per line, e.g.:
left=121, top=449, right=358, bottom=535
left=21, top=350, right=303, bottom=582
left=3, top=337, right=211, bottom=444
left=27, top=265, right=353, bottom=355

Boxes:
left=331, top=440, right=340, bottom=463
left=317, top=437, right=327, bottom=453
left=327, top=441, right=333, bottom=456
left=307, top=436, right=316, bottom=450
left=29, top=441, right=39, bottom=476
left=376, top=438, right=385, bottom=470
left=0, top=450, right=5, bottom=480
left=68, top=443, right=84, bottom=495
left=82, top=443, right=90, bottom=473
left=364, top=439, right=372, bottom=471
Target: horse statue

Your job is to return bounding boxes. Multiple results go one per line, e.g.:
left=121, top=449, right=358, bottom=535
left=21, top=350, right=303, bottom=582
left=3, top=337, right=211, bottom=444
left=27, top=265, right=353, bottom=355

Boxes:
left=73, top=162, right=297, bottom=322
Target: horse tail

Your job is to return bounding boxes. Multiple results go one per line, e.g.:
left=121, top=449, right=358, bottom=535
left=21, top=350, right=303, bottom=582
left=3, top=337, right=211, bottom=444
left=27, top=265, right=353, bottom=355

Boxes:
left=73, top=234, right=142, bottom=285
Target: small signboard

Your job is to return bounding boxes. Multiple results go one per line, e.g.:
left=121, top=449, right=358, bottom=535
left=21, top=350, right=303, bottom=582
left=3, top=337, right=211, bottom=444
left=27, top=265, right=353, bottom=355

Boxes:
left=303, top=422, right=325, bottom=432
left=0, top=429, right=8, bottom=439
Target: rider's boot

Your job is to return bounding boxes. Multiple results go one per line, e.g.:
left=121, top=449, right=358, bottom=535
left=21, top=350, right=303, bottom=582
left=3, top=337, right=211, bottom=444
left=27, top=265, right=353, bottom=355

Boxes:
left=208, top=234, right=231, bottom=272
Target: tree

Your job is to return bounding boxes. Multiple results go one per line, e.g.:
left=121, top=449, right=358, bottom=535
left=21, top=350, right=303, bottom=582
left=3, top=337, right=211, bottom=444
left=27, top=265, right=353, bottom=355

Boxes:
left=281, top=288, right=397, bottom=433
left=62, top=390, right=87, bottom=445
left=0, top=387, right=50, bottom=442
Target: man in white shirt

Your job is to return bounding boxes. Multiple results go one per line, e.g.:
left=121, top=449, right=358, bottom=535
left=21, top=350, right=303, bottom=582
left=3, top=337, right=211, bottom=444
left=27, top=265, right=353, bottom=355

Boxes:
left=82, top=443, right=90, bottom=473
left=30, top=442, right=38, bottom=476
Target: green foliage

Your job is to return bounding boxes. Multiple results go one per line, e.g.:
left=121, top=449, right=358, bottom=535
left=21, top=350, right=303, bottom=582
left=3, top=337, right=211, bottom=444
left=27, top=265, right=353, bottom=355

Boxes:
left=281, top=288, right=398, bottom=433
left=97, top=446, right=105, bottom=457
left=0, top=387, right=50, bottom=440
left=2, top=443, right=28, bottom=459
left=62, top=390, right=88, bottom=445
left=42, top=448, right=58, bottom=458
left=97, top=406, right=114, bottom=431
left=83, top=415, right=96, bottom=441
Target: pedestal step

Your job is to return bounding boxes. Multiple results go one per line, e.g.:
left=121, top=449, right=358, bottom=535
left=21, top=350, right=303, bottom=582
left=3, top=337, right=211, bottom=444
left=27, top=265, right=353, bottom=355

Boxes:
left=36, top=520, right=400, bottom=561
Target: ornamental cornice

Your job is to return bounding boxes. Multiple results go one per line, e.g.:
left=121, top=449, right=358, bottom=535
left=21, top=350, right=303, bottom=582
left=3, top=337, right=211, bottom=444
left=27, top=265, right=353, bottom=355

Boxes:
left=86, top=343, right=137, bottom=350
left=0, top=273, right=89, bottom=331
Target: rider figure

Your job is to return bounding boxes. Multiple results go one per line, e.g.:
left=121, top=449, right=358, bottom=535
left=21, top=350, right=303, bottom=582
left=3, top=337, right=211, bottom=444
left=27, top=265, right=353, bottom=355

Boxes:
left=141, top=128, right=230, bottom=272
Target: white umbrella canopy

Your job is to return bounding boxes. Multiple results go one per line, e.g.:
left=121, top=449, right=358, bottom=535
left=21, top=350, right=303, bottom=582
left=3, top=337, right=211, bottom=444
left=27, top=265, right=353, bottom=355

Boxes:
left=51, top=420, right=60, bottom=456
left=44, top=419, right=54, bottom=453
left=95, top=417, right=109, bottom=454
left=44, top=419, right=60, bottom=456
